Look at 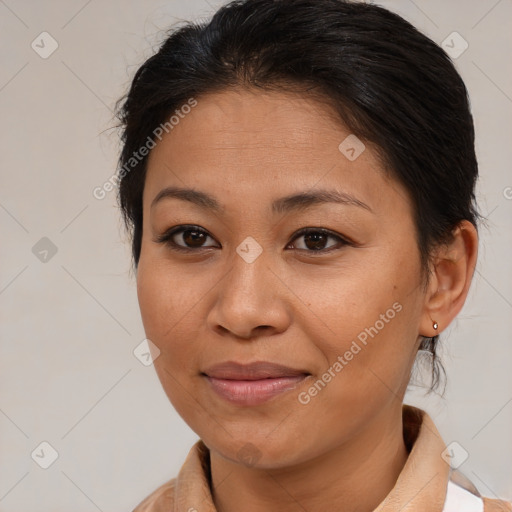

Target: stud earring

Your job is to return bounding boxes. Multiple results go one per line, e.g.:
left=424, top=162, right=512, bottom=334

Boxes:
left=433, top=321, right=439, bottom=330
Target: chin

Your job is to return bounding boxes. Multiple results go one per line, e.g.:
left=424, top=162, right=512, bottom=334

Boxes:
left=203, top=428, right=312, bottom=469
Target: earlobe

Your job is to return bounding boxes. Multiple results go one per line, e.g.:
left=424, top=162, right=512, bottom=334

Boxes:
left=419, top=220, right=478, bottom=337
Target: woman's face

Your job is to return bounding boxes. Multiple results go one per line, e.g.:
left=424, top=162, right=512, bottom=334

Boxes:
left=137, top=88, right=429, bottom=468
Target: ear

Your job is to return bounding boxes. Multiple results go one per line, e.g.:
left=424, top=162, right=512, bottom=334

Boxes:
left=419, top=220, right=479, bottom=337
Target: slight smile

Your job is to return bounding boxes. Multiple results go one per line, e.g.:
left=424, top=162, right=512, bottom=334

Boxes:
left=202, top=361, right=311, bottom=406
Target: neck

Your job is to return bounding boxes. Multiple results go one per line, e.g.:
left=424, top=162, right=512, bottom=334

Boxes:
left=210, top=404, right=409, bottom=512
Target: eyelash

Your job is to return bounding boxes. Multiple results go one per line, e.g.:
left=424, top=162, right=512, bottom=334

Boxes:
left=154, top=225, right=353, bottom=255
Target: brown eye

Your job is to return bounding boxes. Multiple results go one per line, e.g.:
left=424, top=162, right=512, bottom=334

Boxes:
left=288, top=228, right=350, bottom=253
left=155, top=225, right=219, bottom=252
left=302, top=232, right=330, bottom=251
left=180, top=228, right=209, bottom=248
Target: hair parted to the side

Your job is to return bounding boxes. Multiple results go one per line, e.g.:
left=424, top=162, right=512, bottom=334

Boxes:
left=115, top=0, right=481, bottom=393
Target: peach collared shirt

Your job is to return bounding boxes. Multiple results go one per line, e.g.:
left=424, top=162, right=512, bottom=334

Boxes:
left=133, top=405, right=511, bottom=512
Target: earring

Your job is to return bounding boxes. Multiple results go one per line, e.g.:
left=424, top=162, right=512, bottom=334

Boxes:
left=433, top=321, right=439, bottom=330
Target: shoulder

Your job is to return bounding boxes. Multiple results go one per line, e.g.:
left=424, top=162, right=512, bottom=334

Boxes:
left=131, top=478, right=176, bottom=512
left=483, top=497, right=512, bottom=512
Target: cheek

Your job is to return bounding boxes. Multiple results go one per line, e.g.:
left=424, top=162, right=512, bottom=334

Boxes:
left=136, top=256, right=213, bottom=375
left=137, top=259, right=205, bottom=416
left=294, top=293, right=418, bottom=451
left=137, top=254, right=200, bottom=339
left=136, top=262, right=170, bottom=342
left=298, top=248, right=422, bottom=395
left=136, top=258, right=189, bottom=369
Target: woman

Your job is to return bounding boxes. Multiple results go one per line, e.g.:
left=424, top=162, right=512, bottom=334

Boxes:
left=116, top=0, right=511, bottom=510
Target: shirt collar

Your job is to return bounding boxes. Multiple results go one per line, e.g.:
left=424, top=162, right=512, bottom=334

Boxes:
left=172, top=404, right=450, bottom=512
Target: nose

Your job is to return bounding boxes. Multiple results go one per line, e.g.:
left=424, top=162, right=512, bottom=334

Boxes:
left=206, top=248, right=292, bottom=340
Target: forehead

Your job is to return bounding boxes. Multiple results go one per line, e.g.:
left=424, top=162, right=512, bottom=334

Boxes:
left=144, top=88, right=411, bottom=217
left=153, top=87, right=353, bottom=155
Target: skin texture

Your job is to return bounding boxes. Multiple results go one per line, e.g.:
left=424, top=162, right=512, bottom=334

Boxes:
left=136, top=87, right=478, bottom=512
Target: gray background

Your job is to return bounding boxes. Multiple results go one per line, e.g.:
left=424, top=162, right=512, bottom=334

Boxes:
left=0, top=0, right=511, bottom=510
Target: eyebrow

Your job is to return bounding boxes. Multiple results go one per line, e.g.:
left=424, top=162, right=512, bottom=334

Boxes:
left=150, top=186, right=373, bottom=214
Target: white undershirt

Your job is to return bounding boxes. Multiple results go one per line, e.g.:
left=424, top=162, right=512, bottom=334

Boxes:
left=442, top=481, right=484, bottom=512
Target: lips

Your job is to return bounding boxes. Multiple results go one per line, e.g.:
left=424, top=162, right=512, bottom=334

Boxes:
left=202, top=361, right=310, bottom=405
left=202, top=361, right=310, bottom=380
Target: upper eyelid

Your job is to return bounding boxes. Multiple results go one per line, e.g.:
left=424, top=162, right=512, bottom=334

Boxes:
left=290, top=228, right=351, bottom=249
left=154, top=225, right=217, bottom=245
